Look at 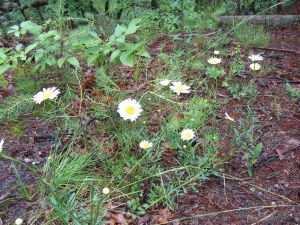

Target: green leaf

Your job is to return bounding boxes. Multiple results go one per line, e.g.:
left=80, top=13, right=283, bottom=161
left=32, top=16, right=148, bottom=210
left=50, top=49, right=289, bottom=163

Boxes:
left=57, top=57, right=66, bottom=68
left=15, top=44, right=23, bottom=52
left=67, top=57, right=80, bottom=68
left=120, top=52, right=137, bottom=67
left=136, top=49, right=151, bottom=58
left=87, top=54, right=98, bottom=65
left=20, top=21, right=42, bottom=35
left=110, top=49, right=120, bottom=62
left=114, top=24, right=127, bottom=37
left=25, top=43, right=38, bottom=54
left=115, top=36, right=125, bottom=43
left=0, top=64, right=11, bottom=75
left=34, top=52, right=43, bottom=62
left=126, top=18, right=141, bottom=35
left=9, top=25, right=19, bottom=32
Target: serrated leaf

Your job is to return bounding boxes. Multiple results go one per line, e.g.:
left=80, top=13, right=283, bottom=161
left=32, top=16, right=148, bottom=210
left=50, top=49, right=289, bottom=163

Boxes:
left=67, top=57, right=80, bottom=68
left=120, top=52, right=137, bottom=67
left=114, top=24, right=127, bottom=37
left=110, top=49, right=120, bottom=62
left=126, top=18, right=141, bottom=35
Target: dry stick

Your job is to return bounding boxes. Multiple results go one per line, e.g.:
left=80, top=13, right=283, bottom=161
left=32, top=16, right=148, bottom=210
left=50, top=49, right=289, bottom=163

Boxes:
left=157, top=204, right=298, bottom=225
left=251, top=46, right=300, bottom=55
left=250, top=212, right=276, bottom=225
left=220, top=173, right=295, bottom=203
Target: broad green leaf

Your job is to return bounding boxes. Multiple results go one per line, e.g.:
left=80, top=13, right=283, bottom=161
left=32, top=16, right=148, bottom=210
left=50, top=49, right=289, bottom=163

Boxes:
left=9, top=25, right=19, bottom=32
left=137, top=49, right=151, bottom=58
left=120, top=52, right=137, bottom=67
left=15, top=44, right=23, bottom=52
left=110, top=49, right=120, bottom=62
left=67, top=57, right=80, bottom=68
left=0, top=64, right=11, bottom=75
left=57, top=57, right=66, bottom=68
left=34, top=52, right=43, bottom=62
left=126, top=18, right=141, bottom=35
left=114, top=24, right=127, bottom=37
left=15, top=31, right=20, bottom=38
left=20, top=21, right=42, bottom=35
left=115, top=35, right=125, bottom=43
left=25, top=43, right=38, bottom=54
left=103, top=45, right=114, bottom=55
left=87, top=54, right=98, bottom=65
left=46, top=55, right=56, bottom=66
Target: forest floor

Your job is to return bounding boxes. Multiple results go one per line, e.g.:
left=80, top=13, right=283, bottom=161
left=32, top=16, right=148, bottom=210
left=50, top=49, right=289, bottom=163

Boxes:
left=0, top=23, right=299, bottom=224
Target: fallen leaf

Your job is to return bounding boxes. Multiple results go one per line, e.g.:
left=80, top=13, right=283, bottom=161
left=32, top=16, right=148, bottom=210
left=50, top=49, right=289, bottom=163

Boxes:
left=276, top=139, right=300, bottom=160
left=157, top=207, right=172, bottom=223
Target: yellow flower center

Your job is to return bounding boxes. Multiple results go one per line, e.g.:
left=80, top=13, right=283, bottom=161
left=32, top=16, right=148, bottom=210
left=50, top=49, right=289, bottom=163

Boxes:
left=142, top=143, right=149, bottom=148
left=176, top=86, right=184, bottom=92
left=42, top=92, right=52, bottom=100
left=126, top=106, right=136, bottom=115
left=184, top=133, right=192, bottom=139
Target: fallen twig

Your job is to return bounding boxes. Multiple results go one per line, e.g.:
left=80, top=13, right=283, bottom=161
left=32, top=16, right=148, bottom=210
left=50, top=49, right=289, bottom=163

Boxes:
left=251, top=46, right=300, bottom=55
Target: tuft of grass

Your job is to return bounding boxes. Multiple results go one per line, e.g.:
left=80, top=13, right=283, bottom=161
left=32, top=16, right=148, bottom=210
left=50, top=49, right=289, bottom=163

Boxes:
left=234, top=23, right=270, bottom=47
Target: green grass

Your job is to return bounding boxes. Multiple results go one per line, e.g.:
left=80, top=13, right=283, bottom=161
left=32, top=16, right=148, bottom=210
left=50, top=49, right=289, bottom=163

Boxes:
left=234, top=23, right=270, bottom=47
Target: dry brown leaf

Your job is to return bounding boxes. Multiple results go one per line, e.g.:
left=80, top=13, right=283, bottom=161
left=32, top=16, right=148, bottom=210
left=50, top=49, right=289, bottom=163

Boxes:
left=157, top=207, right=172, bottom=223
left=276, top=138, right=300, bottom=160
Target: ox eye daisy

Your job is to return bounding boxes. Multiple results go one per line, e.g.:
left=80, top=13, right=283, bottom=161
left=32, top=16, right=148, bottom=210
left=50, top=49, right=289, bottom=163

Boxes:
left=181, top=129, right=195, bottom=141
left=117, top=98, right=142, bottom=122
left=159, top=79, right=171, bottom=86
left=139, top=140, right=153, bottom=149
left=248, top=54, right=263, bottom=61
left=33, top=87, right=60, bottom=104
left=207, top=57, right=221, bottom=65
left=250, top=63, right=261, bottom=71
left=170, top=81, right=191, bottom=96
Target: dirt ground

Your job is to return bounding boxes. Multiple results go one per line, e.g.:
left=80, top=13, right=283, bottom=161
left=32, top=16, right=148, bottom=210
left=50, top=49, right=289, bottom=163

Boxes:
left=0, top=23, right=299, bottom=224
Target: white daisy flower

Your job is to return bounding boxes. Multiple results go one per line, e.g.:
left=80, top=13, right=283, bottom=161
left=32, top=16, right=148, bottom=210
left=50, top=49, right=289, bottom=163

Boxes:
left=180, top=129, right=195, bottom=141
left=213, top=50, right=220, bottom=55
left=0, top=139, right=4, bottom=153
left=102, top=187, right=110, bottom=195
left=15, top=218, right=23, bottom=225
left=117, top=98, right=142, bottom=122
left=139, top=140, right=153, bottom=149
left=225, top=112, right=235, bottom=122
left=250, top=63, right=261, bottom=71
left=170, top=81, right=191, bottom=96
left=33, top=87, right=60, bottom=104
left=207, top=57, right=221, bottom=65
left=248, top=54, right=263, bottom=61
left=159, top=79, right=171, bottom=86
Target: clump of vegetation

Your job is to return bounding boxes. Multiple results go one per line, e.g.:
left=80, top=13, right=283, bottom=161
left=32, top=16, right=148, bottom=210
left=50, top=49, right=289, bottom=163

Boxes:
left=1, top=0, right=297, bottom=224
left=234, top=23, right=270, bottom=47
